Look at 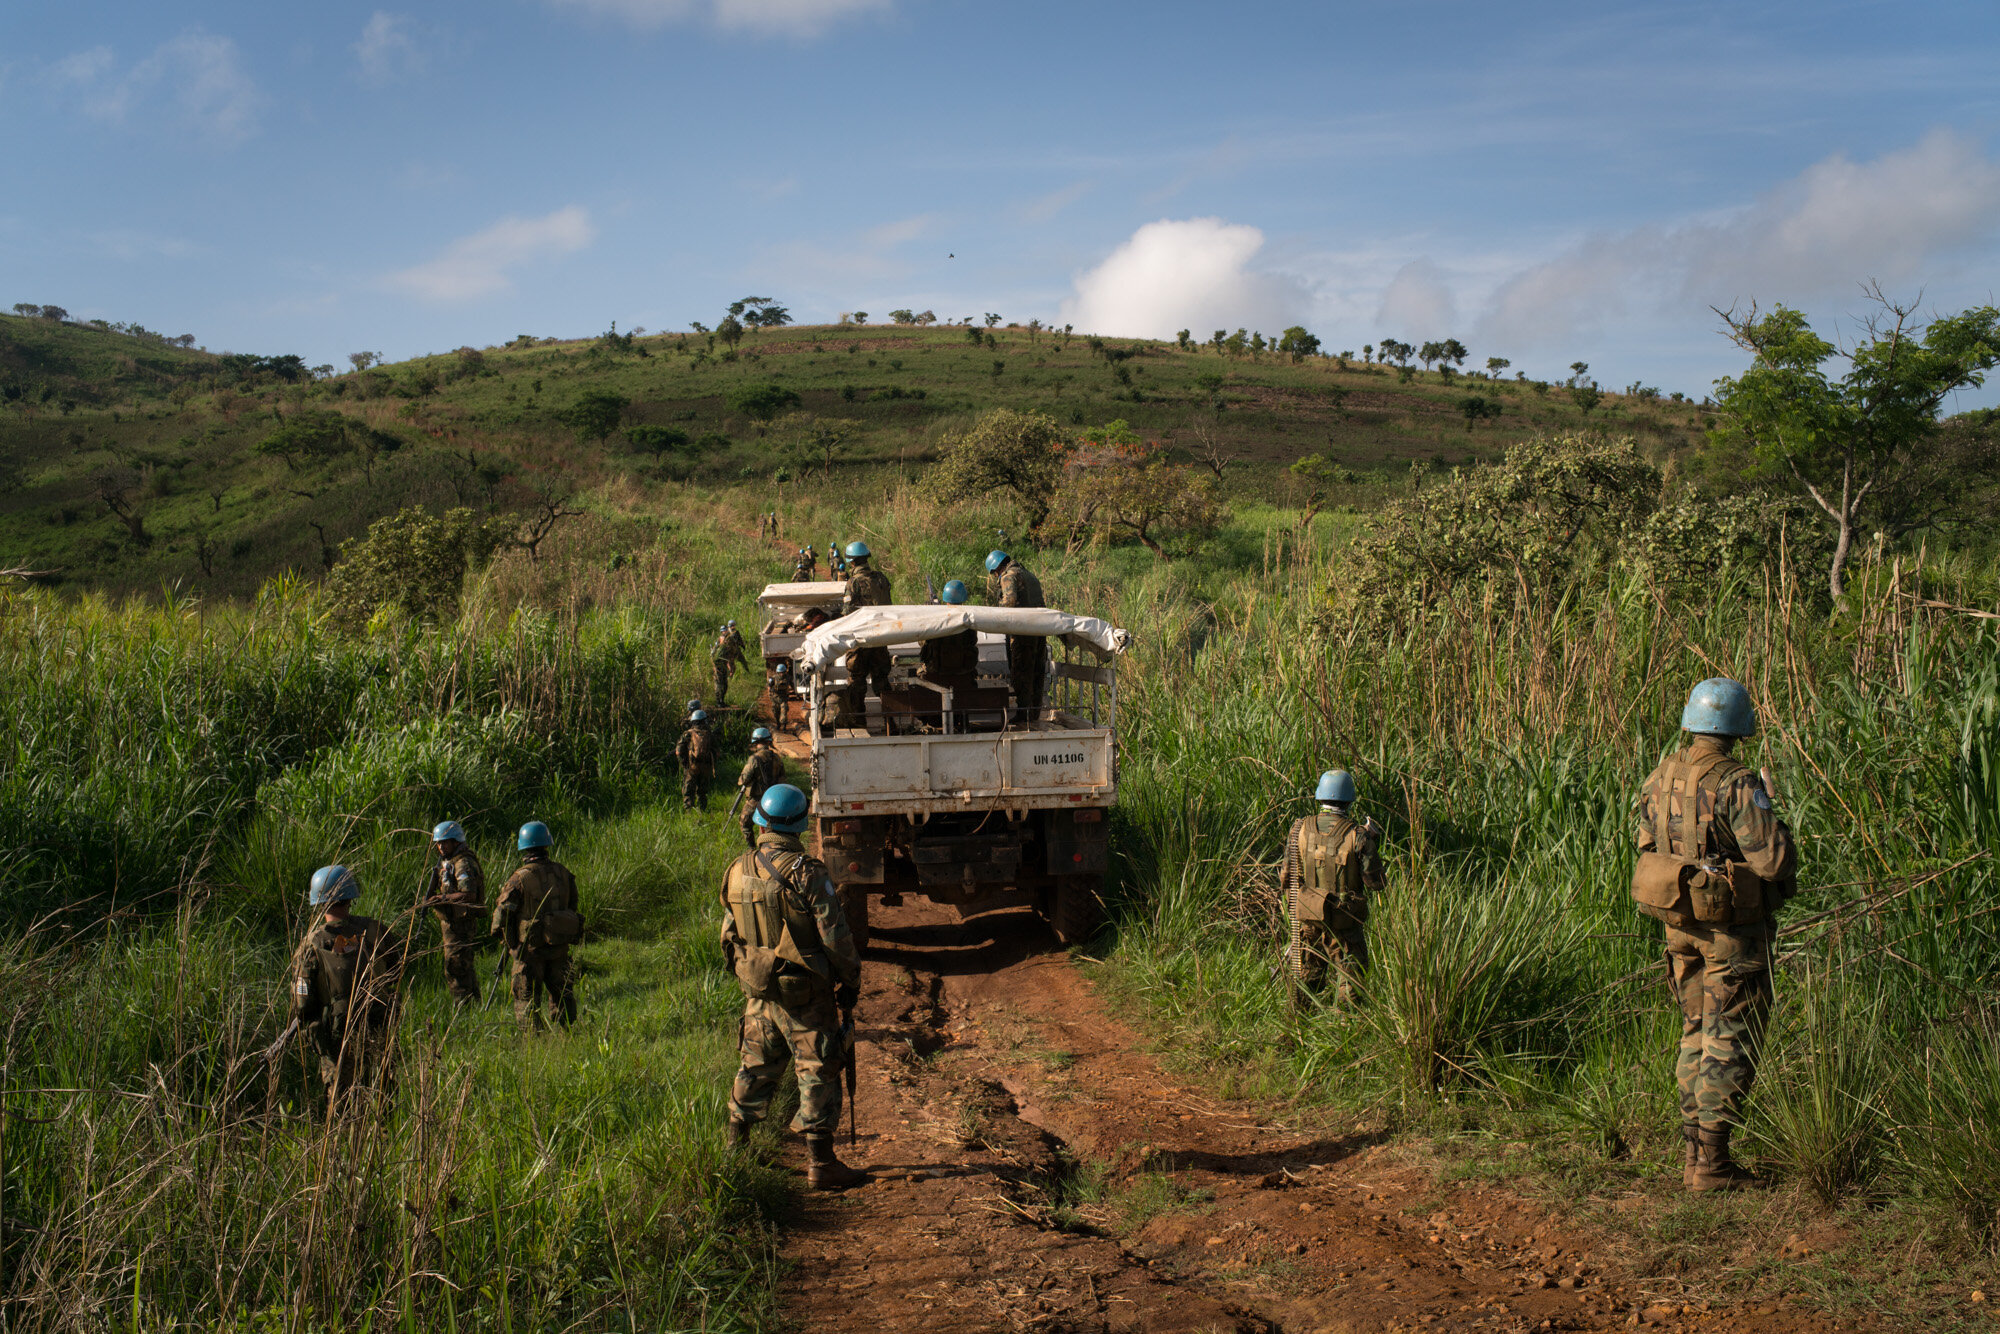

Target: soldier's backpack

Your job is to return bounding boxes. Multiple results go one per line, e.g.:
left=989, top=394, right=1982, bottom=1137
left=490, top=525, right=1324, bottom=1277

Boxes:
left=1630, top=749, right=1767, bottom=928
left=723, top=849, right=832, bottom=1007
left=518, top=863, right=585, bottom=948
left=687, top=724, right=717, bottom=764
left=1295, top=812, right=1371, bottom=926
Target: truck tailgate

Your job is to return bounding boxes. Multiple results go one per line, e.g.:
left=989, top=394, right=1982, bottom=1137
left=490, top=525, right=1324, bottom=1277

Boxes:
left=814, top=730, right=1113, bottom=813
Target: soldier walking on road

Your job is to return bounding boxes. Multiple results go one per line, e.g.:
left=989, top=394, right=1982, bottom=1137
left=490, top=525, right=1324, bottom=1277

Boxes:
left=276, top=866, right=405, bottom=1110
left=1632, top=678, right=1798, bottom=1192
left=678, top=709, right=718, bottom=810
left=425, top=821, right=486, bottom=1005
left=792, top=547, right=815, bottom=581
left=736, top=727, right=787, bottom=849
left=721, top=784, right=867, bottom=1190
left=712, top=621, right=747, bottom=704
left=492, top=821, right=582, bottom=1034
left=840, top=541, right=894, bottom=728
left=985, top=550, right=1047, bottom=722
left=828, top=540, right=848, bottom=578
left=1282, top=770, right=1383, bottom=1008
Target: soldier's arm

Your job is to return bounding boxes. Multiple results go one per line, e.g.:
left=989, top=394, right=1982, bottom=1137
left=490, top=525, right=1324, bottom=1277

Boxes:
left=490, top=875, right=521, bottom=938
left=809, top=869, right=861, bottom=987
left=286, top=936, right=321, bottom=1024
left=1634, top=767, right=1660, bottom=853
left=1359, top=824, right=1387, bottom=893
left=1723, top=771, right=1797, bottom=885
left=737, top=756, right=758, bottom=787
left=460, top=857, right=487, bottom=904
left=718, top=870, right=744, bottom=967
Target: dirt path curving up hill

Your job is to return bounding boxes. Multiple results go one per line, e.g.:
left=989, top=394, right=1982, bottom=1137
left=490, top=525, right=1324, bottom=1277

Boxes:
left=772, top=896, right=1853, bottom=1334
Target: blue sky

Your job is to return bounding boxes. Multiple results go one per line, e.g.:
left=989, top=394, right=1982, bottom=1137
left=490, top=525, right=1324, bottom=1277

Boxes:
left=6, top=0, right=1999, bottom=399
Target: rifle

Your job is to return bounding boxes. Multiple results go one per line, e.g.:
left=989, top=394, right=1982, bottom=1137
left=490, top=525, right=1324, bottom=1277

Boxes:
left=729, top=785, right=748, bottom=820
left=841, top=1004, right=858, bottom=1147
left=924, top=570, right=937, bottom=604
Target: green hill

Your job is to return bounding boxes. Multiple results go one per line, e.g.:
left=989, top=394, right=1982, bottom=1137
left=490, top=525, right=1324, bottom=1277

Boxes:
left=0, top=314, right=1711, bottom=596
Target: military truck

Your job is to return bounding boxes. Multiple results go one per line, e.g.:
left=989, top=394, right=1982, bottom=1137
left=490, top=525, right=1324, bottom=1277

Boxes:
left=793, top=604, right=1129, bottom=948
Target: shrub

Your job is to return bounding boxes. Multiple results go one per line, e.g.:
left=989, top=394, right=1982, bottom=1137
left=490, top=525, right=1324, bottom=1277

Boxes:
left=724, top=381, right=800, bottom=420
left=558, top=391, right=630, bottom=443
left=321, top=506, right=500, bottom=632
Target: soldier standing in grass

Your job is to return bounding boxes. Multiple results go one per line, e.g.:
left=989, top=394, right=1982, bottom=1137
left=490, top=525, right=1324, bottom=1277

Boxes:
left=1632, top=678, right=1798, bottom=1192
left=736, top=726, right=787, bottom=849
left=839, top=541, right=893, bottom=727
left=712, top=621, right=747, bottom=704
left=720, top=784, right=866, bottom=1190
left=275, top=866, right=405, bottom=1108
left=984, top=550, right=1047, bottom=720
left=678, top=708, right=718, bottom=810
left=492, top=821, right=582, bottom=1034
left=424, top=821, right=486, bottom=1005
left=1281, top=770, right=1383, bottom=1008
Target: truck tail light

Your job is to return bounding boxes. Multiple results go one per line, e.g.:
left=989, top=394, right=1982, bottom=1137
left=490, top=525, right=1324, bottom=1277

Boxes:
left=835, top=820, right=864, bottom=833
left=1072, top=808, right=1104, bottom=823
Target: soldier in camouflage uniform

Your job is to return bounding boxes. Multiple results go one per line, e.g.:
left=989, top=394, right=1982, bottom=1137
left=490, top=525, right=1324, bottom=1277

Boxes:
left=839, top=541, right=893, bottom=728
left=424, top=820, right=486, bottom=1004
left=1633, top=678, right=1798, bottom=1191
left=279, top=865, right=405, bottom=1109
left=711, top=621, right=747, bottom=704
left=827, top=540, right=848, bottom=578
left=491, top=821, right=583, bottom=1034
left=676, top=708, right=718, bottom=810
left=985, top=550, right=1047, bottom=721
left=792, top=547, right=815, bottom=581
left=736, top=726, right=787, bottom=849
left=721, top=784, right=867, bottom=1189
left=1282, top=770, right=1383, bottom=1008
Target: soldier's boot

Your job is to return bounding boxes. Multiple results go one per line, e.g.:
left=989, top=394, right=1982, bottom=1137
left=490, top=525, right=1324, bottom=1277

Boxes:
left=726, top=1115, right=753, bottom=1150
left=1680, top=1120, right=1701, bottom=1188
left=1691, top=1125, right=1759, bottom=1192
left=805, top=1134, right=868, bottom=1190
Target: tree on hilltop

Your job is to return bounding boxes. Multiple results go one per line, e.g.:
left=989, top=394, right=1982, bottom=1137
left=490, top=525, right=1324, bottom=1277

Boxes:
left=1278, top=326, right=1321, bottom=362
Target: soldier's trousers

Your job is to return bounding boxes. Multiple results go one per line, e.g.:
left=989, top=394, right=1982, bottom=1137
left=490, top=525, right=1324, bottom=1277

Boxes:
left=310, top=1016, right=393, bottom=1110
left=730, top=994, right=844, bottom=1135
left=511, top=947, right=576, bottom=1033
left=683, top=762, right=714, bottom=810
left=1664, top=920, right=1773, bottom=1129
left=433, top=905, right=484, bottom=1002
left=713, top=660, right=733, bottom=703
left=1006, top=635, right=1047, bottom=720
left=1290, top=914, right=1368, bottom=1001
left=841, top=647, right=893, bottom=728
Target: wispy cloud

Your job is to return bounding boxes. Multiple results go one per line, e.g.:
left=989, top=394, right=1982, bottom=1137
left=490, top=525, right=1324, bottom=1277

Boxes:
left=545, top=0, right=892, bottom=38
left=1060, top=218, right=1307, bottom=340
left=1013, top=181, right=1092, bottom=225
left=355, top=13, right=425, bottom=84
left=384, top=206, right=596, bottom=302
left=53, top=32, right=261, bottom=145
left=756, top=212, right=941, bottom=289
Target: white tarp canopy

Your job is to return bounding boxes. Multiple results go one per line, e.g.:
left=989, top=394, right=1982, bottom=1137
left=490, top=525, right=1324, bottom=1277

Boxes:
left=757, top=581, right=848, bottom=607
left=797, top=605, right=1130, bottom=673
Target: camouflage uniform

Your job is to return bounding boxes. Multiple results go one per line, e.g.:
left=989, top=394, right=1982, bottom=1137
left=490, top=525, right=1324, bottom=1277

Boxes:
left=492, top=851, right=581, bottom=1033
left=720, top=830, right=861, bottom=1136
left=1635, top=735, right=1797, bottom=1134
left=989, top=560, right=1047, bottom=718
left=287, top=911, right=404, bottom=1104
left=1281, top=808, right=1383, bottom=1004
left=736, top=745, right=787, bottom=848
left=793, top=552, right=815, bottom=580
left=712, top=629, right=746, bottom=704
left=427, top=846, right=486, bottom=1003
left=840, top=561, right=894, bottom=727
left=676, top=721, right=718, bottom=810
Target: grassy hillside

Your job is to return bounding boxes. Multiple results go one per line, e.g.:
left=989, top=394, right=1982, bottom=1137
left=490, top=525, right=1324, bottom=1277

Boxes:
left=0, top=314, right=1712, bottom=597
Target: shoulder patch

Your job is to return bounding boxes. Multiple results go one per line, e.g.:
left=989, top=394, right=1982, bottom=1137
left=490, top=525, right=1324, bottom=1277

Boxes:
left=1750, top=786, right=1772, bottom=810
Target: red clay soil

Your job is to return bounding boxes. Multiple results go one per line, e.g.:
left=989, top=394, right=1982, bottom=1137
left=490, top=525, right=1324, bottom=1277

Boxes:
left=770, top=897, right=1855, bottom=1334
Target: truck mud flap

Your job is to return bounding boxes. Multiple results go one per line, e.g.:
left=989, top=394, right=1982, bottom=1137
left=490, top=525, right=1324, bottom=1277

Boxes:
left=1043, top=808, right=1109, bottom=876
left=911, top=838, right=1021, bottom=887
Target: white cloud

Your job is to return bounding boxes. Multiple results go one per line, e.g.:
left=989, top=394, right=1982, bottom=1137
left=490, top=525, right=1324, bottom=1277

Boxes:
left=56, top=33, right=260, bottom=145
left=1375, top=258, right=1458, bottom=338
left=384, top=206, right=596, bottom=302
left=355, top=13, right=425, bottom=83
left=1014, top=181, right=1093, bottom=225
left=546, top=0, right=890, bottom=37
left=1060, top=218, right=1307, bottom=340
left=1480, top=129, right=2000, bottom=348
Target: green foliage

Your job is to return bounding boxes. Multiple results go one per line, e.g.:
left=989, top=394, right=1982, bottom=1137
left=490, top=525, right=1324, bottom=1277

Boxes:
left=927, top=407, right=1071, bottom=533
left=321, top=506, right=498, bottom=632
left=254, top=409, right=352, bottom=471
left=724, top=380, right=801, bottom=420
left=625, top=424, right=692, bottom=457
left=558, top=391, right=630, bottom=443
left=1277, top=326, right=1321, bottom=362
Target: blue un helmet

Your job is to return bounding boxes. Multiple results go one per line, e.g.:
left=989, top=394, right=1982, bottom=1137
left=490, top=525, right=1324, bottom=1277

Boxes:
left=686, top=698, right=702, bottom=713
left=309, top=865, right=360, bottom=906
left=516, top=821, right=553, bottom=851
left=1681, top=677, right=1757, bottom=738
left=690, top=709, right=708, bottom=723
left=751, top=726, right=773, bottom=743
left=844, top=541, right=871, bottom=560
left=431, top=820, right=466, bottom=844
left=1315, top=770, right=1357, bottom=804
left=755, top=783, right=811, bottom=834
left=940, top=579, right=969, bottom=604
left=985, top=549, right=1011, bottom=573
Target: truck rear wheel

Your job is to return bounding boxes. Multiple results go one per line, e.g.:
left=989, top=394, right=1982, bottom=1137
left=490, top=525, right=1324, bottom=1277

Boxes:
left=839, top=885, right=871, bottom=952
left=1049, top=875, right=1104, bottom=946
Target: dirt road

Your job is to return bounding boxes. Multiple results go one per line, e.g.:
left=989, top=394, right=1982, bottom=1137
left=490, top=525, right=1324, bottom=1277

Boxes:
left=774, top=895, right=1848, bottom=1334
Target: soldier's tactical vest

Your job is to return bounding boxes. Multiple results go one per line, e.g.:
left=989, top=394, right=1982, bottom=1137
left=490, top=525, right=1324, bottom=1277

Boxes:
left=515, top=860, right=584, bottom=949
left=1297, top=812, right=1368, bottom=926
left=439, top=853, right=482, bottom=903
left=724, top=847, right=833, bottom=1007
left=846, top=567, right=891, bottom=608
left=1630, top=749, right=1767, bottom=928
left=312, top=919, right=387, bottom=1024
